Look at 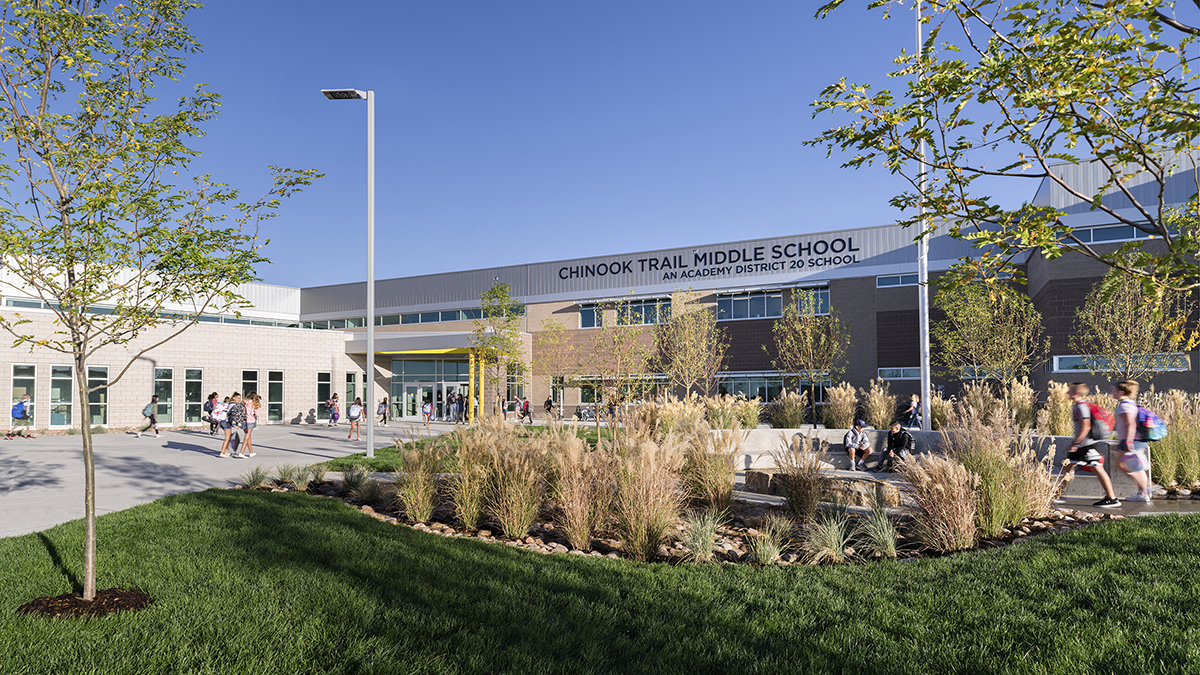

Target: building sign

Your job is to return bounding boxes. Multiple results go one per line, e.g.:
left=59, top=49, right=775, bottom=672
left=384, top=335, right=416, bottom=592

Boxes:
left=555, top=235, right=862, bottom=283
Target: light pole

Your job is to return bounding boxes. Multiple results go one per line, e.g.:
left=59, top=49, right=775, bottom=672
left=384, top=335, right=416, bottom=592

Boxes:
left=916, top=5, right=932, bottom=432
left=322, top=87, right=376, bottom=458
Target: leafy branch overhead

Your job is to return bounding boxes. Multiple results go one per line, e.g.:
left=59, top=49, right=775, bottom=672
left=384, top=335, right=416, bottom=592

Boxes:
left=811, top=0, right=1200, bottom=297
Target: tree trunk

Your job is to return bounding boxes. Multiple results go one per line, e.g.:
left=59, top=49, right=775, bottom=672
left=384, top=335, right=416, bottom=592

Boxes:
left=75, top=351, right=96, bottom=601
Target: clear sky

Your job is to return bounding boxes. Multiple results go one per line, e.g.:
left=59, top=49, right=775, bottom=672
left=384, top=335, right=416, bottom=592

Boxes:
left=179, top=1, right=1030, bottom=288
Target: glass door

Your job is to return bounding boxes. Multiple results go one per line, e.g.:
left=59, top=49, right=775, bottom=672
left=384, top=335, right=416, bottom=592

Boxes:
left=404, top=385, right=420, bottom=418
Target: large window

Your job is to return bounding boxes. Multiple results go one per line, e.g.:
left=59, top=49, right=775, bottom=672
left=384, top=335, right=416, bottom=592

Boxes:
left=619, top=299, right=670, bottom=326
left=242, top=370, right=258, bottom=397
left=717, top=291, right=783, bottom=320
left=268, top=371, right=284, bottom=422
left=876, top=274, right=919, bottom=288
left=185, top=369, right=203, bottom=423
left=88, top=366, right=108, bottom=426
left=716, top=376, right=783, bottom=403
left=346, top=372, right=356, bottom=403
left=879, top=367, right=922, bottom=380
left=579, top=304, right=602, bottom=329
left=12, top=364, right=35, bottom=423
left=1052, top=354, right=1189, bottom=373
left=154, top=368, right=173, bottom=423
left=317, top=372, right=331, bottom=421
left=50, top=366, right=72, bottom=426
left=797, top=287, right=831, bottom=316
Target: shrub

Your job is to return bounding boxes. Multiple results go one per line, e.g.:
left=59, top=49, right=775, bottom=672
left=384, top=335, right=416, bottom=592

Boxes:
left=449, top=423, right=493, bottom=529
left=394, top=442, right=443, bottom=523
left=771, top=434, right=830, bottom=520
left=899, top=453, right=977, bottom=553
left=748, top=513, right=793, bottom=565
left=615, top=436, right=685, bottom=561
left=861, top=378, right=897, bottom=430
left=1041, top=382, right=1073, bottom=437
left=681, top=509, right=724, bottom=563
left=354, top=479, right=394, bottom=510
left=488, top=431, right=548, bottom=538
left=240, top=465, right=271, bottom=490
left=553, top=433, right=613, bottom=551
left=681, top=422, right=741, bottom=511
left=854, top=483, right=899, bottom=559
left=1003, top=377, right=1037, bottom=430
left=340, top=464, right=369, bottom=496
left=275, top=464, right=302, bottom=487
left=306, top=463, right=328, bottom=486
left=767, top=390, right=808, bottom=428
left=800, top=504, right=854, bottom=564
left=824, top=382, right=857, bottom=429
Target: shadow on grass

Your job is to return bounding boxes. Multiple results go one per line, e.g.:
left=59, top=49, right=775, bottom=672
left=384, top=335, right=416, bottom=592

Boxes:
left=36, top=532, right=81, bottom=593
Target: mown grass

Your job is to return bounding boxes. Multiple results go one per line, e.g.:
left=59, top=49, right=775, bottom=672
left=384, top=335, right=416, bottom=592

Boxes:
left=322, top=423, right=610, bottom=472
left=2, top=490, right=1199, bottom=674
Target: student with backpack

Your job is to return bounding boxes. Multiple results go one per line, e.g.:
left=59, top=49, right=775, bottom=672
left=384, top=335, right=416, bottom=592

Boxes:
left=202, top=392, right=219, bottom=435
left=136, top=395, right=161, bottom=439
left=377, top=396, right=389, bottom=427
left=242, top=391, right=260, bottom=458
left=1055, top=383, right=1120, bottom=508
left=6, top=394, right=33, bottom=440
left=214, top=396, right=234, bottom=458
left=326, top=393, right=340, bottom=427
left=347, top=397, right=363, bottom=441
left=1113, top=379, right=1155, bottom=503
left=521, top=397, right=533, bottom=424
left=879, top=420, right=914, bottom=472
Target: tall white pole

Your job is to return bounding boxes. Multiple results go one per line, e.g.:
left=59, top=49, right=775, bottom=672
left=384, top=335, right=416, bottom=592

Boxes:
left=917, top=3, right=932, bottom=432
left=366, top=90, right=376, bottom=458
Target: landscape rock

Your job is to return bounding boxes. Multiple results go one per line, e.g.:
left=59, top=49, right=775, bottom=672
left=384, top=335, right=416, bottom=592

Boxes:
left=818, top=476, right=902, bottom=507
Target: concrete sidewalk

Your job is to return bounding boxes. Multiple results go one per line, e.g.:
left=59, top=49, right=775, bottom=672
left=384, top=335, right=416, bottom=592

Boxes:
left=0, top=421, right=458, bottom=538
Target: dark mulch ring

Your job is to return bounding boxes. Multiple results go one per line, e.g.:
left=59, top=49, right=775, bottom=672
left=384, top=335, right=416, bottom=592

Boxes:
left=17, top=588, right=153, bottom=619
left=240, top=480, right=1126, bottom=565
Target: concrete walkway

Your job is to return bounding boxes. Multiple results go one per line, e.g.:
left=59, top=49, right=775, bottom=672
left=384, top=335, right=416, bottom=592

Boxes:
left=0, top=421, right=460, bottom=538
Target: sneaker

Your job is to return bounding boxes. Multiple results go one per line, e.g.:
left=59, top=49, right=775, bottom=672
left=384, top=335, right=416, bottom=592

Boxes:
left=1125, top=491, right=1152, bottom=503
left=1092, top=497, right=1121, bottom=508
left=136, top=431, right=142, bottom=438
left=857, top=461, right=867, bottom=471
left=232, top=453, right=246, bottom=460
left=1052, top=498, right=1067, bottom=504
left=155, top=433, right=162, bottom=438
left=26, top=435, right=35, bottom=439
left=248, top=452, right=256, bottom=457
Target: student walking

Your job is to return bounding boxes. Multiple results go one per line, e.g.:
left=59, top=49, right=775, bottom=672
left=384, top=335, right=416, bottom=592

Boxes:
left=1053, top=383, right=1121, bottom=507
left=227, top=393, right=248, bottom=459
left=378, top=396, right=389, bottom=427
left=347, top=397, right=363, bottom=441
left=6, top=394, right=33, bottom=440
left=215, top=396, right=234, bottom=458
left=421, top=399, right=433, bottom=427
left=136, top=395, right=161, bottom=438
left=202, top=392, right=219, bottom=435
left=326, top=393, right=340, bottom=427
left=1113, top=380, right=1154, bottom=503
left=242, top=391, right=260, bottom=458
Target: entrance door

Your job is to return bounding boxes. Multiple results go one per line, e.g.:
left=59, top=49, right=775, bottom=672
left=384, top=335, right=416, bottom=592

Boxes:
left=404, top=385, right=420, bottom=418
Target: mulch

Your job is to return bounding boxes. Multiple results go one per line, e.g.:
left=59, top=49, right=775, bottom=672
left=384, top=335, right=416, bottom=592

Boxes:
left=16, top=588, right=153, bottom=618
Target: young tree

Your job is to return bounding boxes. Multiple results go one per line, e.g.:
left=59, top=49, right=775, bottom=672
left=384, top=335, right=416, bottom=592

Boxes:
left=765, top=290, right=850, bottom=399
left=654, top=291, right=728, bottom=396
left=588, top=297, right=655, bottom=435
left=0, top=0, right=318, bottom=601
left=931, top=284, right=1049, bottom=382
left=470, top=281, right=524, bottom=415
left=811, top=1, right=1200, bottom=297
left=531, top=316, right=580, bottom=420
left=1071, top=267, right=1197, bottom=382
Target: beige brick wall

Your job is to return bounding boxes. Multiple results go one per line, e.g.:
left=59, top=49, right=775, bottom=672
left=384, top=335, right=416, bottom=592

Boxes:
left=1, top=308, right=357, bottom=429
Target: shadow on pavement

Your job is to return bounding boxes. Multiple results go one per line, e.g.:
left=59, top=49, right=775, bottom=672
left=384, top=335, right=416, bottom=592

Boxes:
left=0, top=456, right=66, bottom=493
left=97, top=455, right=225, bottom=493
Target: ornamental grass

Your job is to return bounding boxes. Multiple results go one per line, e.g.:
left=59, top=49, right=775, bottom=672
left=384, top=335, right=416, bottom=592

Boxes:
left=767, top=389, right=808, bottom=428
left=552, top=431, right=614, bottom=551
left=824, top=382, right=857, bottom=429
left=899, top=453, right=978, bottom=553
left=771, top=433, right=831, bottom=521
left=861, top=378, right=897, bottom=430
left=615, top=435, right=686, bottom=561
left=393, top=441, right=444, bottom=523
left=680, top=420, right=742, bottom=512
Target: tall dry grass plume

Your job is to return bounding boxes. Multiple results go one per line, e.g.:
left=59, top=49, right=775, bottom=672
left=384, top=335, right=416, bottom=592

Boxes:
left=705, top=394, right=742, bottom=429
left=1003, top=377, right=1038, bottom=430
left=615, top=435, right=686, bottom=561
left=768, top=389, right=809, bottom=428
left=825, top=382, right=857, bottom=429
left=1039, top=382, right=1073, bottom=437
left=393, top=440, right=444, bottom=523
left=552, top=430, right=614, bottom=551
left=651, top=394, right=707, bottom=438
left=487, top=429, right=549, bottom=538
left=899, top=453, right=978, bottom=553
left=771, top=433, right=831, bottom=520
left=957, top=381, right=1000, bottom=425
left=449, top=421, right=496, bottom=528
left=736, top=398, right=762, bottom=429
left=1091, top=391, right=1117, bottom=413
left=928, top=388, right=954, bottom=431
left=1140, top=389, right=1200, bottom=487
left=681, top=419, right=743, bottom=511
left=861, top=378, right=898, bottom=429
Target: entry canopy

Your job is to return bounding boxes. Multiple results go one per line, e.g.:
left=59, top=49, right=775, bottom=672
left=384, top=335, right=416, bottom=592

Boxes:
left=344, top=331, right=508, bottom=355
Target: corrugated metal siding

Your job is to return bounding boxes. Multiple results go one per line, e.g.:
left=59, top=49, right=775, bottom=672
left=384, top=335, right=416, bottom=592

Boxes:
left=1033, top=154, right=1199, bottom=214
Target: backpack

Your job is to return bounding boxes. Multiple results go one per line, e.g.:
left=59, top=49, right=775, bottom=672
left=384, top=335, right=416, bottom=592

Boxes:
left=1083, top=402, right=1114, bottom=441
left=142, top=403, right=153, bottom=418
left=212, top=401, right=228, bottom=422
left=11, top=401, right=24, bottom=418
left=903, top=430, right=915, bottom=452
left=348, top=404, right=362, bottom=420
left=1136, top=405, right=1168, bottom=442
left=203, top=400, right=214, bottom=413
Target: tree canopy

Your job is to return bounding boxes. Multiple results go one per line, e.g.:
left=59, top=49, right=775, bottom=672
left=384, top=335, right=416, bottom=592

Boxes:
left=931, top=282, right=1048, bottom=382
left=811, top=0, right=1200, bottom=298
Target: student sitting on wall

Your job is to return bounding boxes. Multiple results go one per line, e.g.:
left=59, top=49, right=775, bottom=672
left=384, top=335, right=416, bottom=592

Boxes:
left=843, top=419, right=872, bottom=472
left=879, top=420, right=914, bottom=472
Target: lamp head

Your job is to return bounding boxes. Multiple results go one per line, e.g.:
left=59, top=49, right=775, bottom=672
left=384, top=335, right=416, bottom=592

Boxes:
left=321, top=89, right=368, bottom=100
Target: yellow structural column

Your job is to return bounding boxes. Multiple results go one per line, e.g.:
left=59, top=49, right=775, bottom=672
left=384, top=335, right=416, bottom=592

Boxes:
left=468, top=349, right=476, bottom=425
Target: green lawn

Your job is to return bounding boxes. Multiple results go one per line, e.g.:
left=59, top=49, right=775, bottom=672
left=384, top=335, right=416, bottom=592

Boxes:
left=2, top=490, right=1198, bottom=674
left=322, top=423, right=610, bottom=471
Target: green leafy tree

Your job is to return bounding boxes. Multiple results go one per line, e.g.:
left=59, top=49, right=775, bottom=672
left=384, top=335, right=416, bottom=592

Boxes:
left=0, top=0, right=318, bottom=600
left=1071, top=265, right=1197, bottom=382
left=532, top=316, right=580, bottom=419
left=471, top=281, right=524, bottom=415
left=765, top=290, right=850, bottom=398
left=654, top=291, right=728, bottom=396
left=932, top=284, right=1048, bottom=382
left=811, top=0, right=1200, bottom=297
left=588, top=296, right=655, bottom=436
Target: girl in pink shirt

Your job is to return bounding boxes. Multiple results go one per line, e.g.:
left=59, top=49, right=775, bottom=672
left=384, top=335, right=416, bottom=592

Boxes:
left=243, top=391, right=261, bottom=458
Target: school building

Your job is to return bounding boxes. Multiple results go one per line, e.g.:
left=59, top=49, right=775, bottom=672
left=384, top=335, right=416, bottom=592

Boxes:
left=2, top=159, right=1195, bottom=429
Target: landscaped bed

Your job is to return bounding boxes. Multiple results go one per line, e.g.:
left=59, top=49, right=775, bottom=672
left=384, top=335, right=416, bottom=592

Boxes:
left=3, top=488, right=1199, bottom=674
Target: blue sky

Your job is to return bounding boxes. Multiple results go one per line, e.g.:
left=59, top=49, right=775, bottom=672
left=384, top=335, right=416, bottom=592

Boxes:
left=180, top=1, right=1029, bottom=288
